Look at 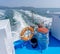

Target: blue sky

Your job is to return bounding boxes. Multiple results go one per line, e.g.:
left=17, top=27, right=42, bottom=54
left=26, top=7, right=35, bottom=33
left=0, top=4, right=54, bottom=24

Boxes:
left=0, top=0, right=60, bottom=8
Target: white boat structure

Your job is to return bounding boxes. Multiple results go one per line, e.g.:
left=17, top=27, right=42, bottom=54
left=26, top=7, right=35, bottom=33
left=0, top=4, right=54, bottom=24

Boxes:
left=0, top=19, right=15, bottom=54
left=50, top=12, right=60, bottom=40
left=46, top=11, right=60, bottom=40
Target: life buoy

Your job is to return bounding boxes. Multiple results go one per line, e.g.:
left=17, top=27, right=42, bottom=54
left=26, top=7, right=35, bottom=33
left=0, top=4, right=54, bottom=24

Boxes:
left=20, top=27, right=34, bottom=41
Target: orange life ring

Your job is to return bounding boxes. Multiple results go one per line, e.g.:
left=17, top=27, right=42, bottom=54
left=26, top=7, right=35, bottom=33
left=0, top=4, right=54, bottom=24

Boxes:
left=20, top=27, right=34, bottom=41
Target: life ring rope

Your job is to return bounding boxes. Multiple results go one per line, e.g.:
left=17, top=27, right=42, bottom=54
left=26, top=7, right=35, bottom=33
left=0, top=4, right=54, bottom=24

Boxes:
left=20, top=27, right=34, bottom=41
